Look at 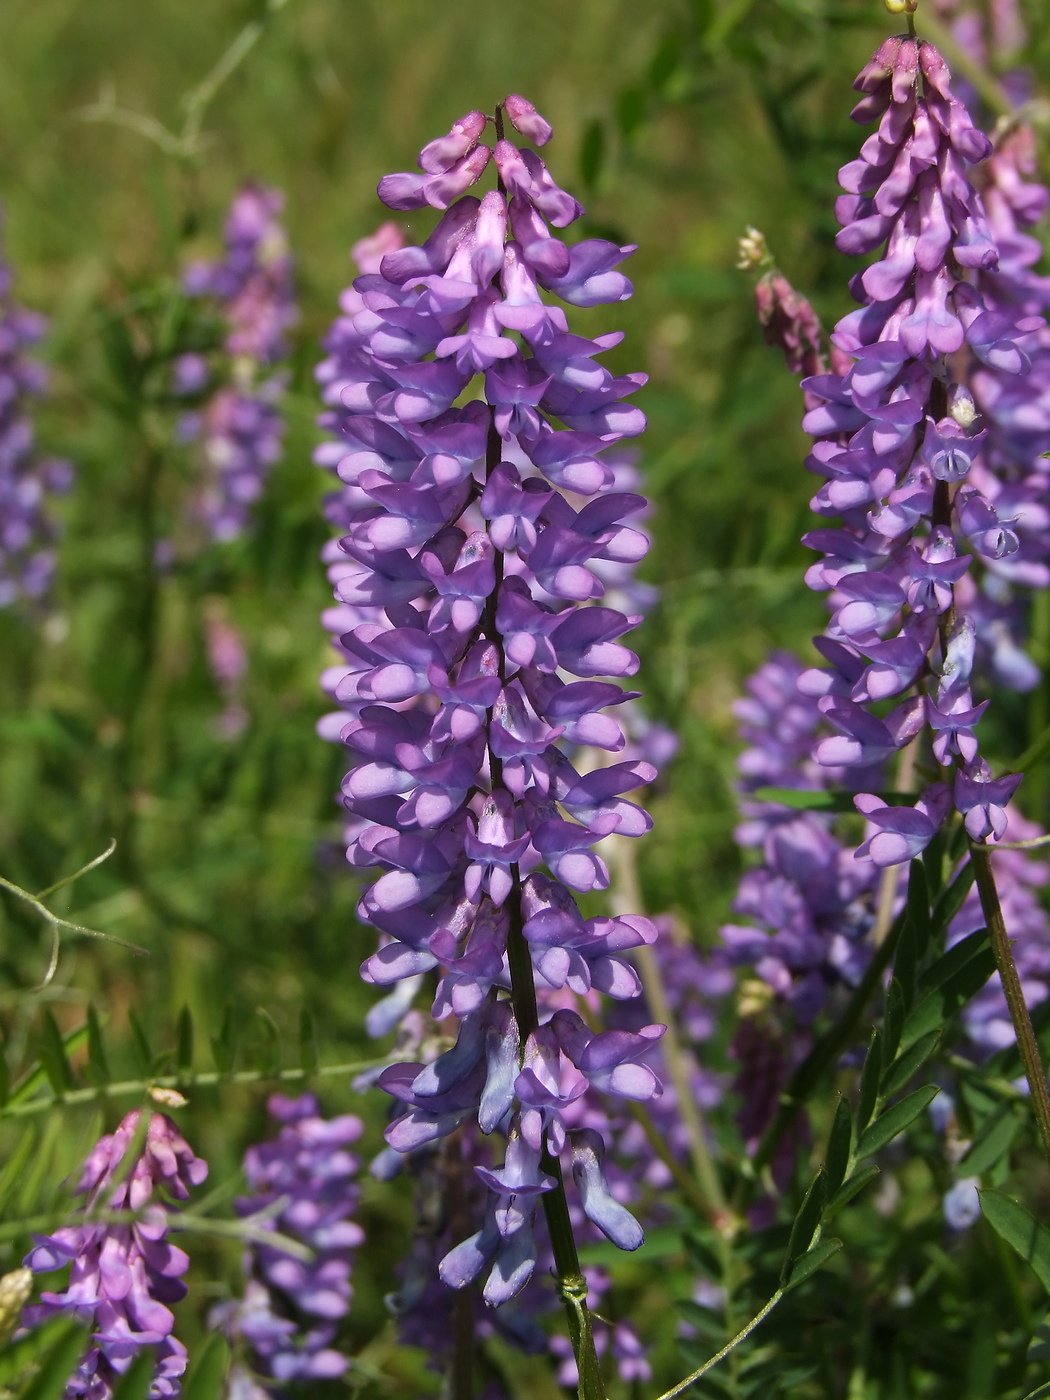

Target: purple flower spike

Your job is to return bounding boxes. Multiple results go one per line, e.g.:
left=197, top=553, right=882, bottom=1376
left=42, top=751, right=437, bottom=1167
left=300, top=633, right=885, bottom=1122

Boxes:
left=0, top=210, right=72, bottom=609
left=24, top=1111, right=208, bottom=1400
left=791, top=35, right=1040, bottom=833
left=213, top=1095, right=364, bottom=1384
left=315, top=96, right=662, bottom=1316
left=183, top=184, right=296, bottom=544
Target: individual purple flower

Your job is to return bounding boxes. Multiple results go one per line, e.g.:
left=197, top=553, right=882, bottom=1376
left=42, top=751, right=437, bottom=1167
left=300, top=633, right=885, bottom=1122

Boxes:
left=316, top=97, right=662, bottom=1317
left=0, top=209, right=73, bottom=609
left=943, top=1176, right=982, bottom=1230
left=212, top=1095, right=364, bottom=1385
left=183, top=184, right=296, bottom=543
left=23, top=1110, right=208, bottom=1400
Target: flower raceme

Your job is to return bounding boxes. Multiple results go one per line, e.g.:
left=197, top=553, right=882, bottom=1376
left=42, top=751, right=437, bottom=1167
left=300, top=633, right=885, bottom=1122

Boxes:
left=211, top=1095, right=364, bottom=1386
left=0, top=209, right=73, bottom=609
left=315, top=97, right=662, bottom=1306
left=181, top=184, right=296, bottom=543
left=798, top=35, right=1039, bottom=861
left=23, top=1111, right=207, bottom=1400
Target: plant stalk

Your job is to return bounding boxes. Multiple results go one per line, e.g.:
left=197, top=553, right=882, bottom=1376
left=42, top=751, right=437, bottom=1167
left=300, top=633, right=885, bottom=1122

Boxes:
left=483, top=403, right=604, bottom=1399
left=971, top=843, right=1050, bottom=1169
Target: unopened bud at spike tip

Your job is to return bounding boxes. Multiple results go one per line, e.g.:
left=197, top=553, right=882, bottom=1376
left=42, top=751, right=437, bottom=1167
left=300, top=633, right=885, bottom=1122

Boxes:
left=0, top=1268, right=32, bottom=1347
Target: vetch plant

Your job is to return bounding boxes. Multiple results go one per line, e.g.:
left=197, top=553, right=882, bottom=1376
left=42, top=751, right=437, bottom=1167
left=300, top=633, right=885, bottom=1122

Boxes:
left=212, top=1094, right=364, bottom=1387
left=317, top=93, right=661, bottom=1394
left=23, top=1110, right=208, bottom=1400
left=0, top=210, right=72, bottom=610
left=181, top=183, right=296, bottom=543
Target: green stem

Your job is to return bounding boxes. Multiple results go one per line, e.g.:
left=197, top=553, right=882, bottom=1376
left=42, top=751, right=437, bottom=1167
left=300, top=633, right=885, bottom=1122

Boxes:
left=0, top=1059, right=383, bottom=1119
left=651, top=1288, right=785, bottom=1400
left=971, top=844, right=1050, bottom=1169
left=607, top=834, right=727, bottom=1220
left=744, top=907, right=904, bottom=1186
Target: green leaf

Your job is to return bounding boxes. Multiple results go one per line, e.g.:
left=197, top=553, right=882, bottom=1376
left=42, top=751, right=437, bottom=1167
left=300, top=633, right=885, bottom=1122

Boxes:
left=0, top=1317, right=73, bottom=1388
left=824, top=1099, right=852, bottom=1198
left=180, top=1334, right=229, bottom=1400
left=648, top=29, right=681, bottom=90
left=901, top=944, right=996, bottom=1049
left=957, top=1106, right=1021, bottom=1178
left=906, top=858, right=931, bottom=960
left=15, top=1320, right=90, bottom=1400
left=931, top=861, right=976, bottom=933
left=298, top=1008, right=317, bottom=1074
left=919, top=928, right=990, bottom=993
left=110, top=1349, right=155, bottom=1400
left=615, top=85, right=648, bottom=140
left=127, top=1009, right=152, bottom=1076
left=856, top=1031, right=882, bottom=1136
left=880, top=1030, right=941, bottom=1101
left=1020, top=1385, right=1050, bottom=1400
left=857, top=1084, right=939, bottom=1159
left=253, top=1008, right=281, bottom=1077
left=0, top=1051, right=9, bottom=1108
left=883, top=978, right=906, bottom=1061
left=683, top=1232, right=723, bottom=1280
left=1029, top=1309, right=1050, bottom=1363
left=0, top=1128, right=36, bottom=1213
left=784, top=1238, right=843, bottom=1292
left=827, top=1163, right=880, bottom=1214
left=86, top=1005, right=110, bottom=1086
left=751, top=787, right=914, bottom=813
left=675, top=1300, right=725, bottom=1341
left=176, top=1007, right=194, bottom=1074
left=980, top=1191, right=1050, bottom=1292
left=579, top=119, right=605, bottom=189
left=210, top=1005, right=237, bottom=1075
left=7, top=1024, right=88, bottom=1106
left=39, top=1013, right=75, bottom=1094
left=781, top=1168, right=827, bottom=1280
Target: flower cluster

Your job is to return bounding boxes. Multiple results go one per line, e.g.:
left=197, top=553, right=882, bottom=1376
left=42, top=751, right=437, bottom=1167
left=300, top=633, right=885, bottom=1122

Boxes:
left=722, top=653, right=882, bottom=1014
left=799, top=35, right=1039, bottom=859
left=943, top=6, right=1050, bottom=694
left=370, top=917, right=725, bottom=1387
left=181, top=184, right=296, bottom=543
left=316, top=96, right=663, bottom=1308
left=212, top=1094, right=364, bottom=1387
left=0, top=212, right=72, bottom=609
left=723, top=645, right=1050, bottom=1098
left=23, top=1111, right=207, bottom=1400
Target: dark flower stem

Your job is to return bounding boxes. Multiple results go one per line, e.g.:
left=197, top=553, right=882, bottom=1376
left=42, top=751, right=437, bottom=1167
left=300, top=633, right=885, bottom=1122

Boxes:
left=971, top=843, right=1050, bottom=1169
left=742, top=907, right=905, bottom=1189
left=483, top=415, right=605, bottom=1400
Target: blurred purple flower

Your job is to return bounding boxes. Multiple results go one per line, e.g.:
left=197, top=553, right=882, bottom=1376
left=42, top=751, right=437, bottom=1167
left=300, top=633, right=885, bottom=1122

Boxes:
left=212, top=1095, right=364, bottom=1384
left=23, top=1111, right=207, bottom=1400
left=0, top=208, right=72, bottom=610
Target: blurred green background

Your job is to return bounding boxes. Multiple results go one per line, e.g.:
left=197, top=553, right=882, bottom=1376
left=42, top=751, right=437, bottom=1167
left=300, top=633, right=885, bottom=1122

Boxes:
left=0, top=0, right=1048, bottom=1393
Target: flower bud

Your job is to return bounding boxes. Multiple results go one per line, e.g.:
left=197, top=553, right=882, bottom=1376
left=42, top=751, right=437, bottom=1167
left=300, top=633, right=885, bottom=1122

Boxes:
left=0, top=1268, right=32, bottom=1348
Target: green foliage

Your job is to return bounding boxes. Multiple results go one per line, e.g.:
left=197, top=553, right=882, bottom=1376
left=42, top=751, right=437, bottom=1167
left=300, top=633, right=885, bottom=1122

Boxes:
left=981, top=1194, right=1050, bottom=1295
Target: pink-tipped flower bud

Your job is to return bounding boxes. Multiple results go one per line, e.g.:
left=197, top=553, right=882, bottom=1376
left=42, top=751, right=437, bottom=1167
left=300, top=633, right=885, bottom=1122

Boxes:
left=503, top=95, right=553, bottom=147
left=419, top=110, right=488, bottom=175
